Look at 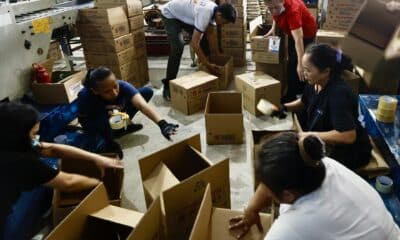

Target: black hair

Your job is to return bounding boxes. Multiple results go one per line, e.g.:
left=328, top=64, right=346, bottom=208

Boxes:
left=255, top=132, right=326, bottom=200
left=0, top=102, right=40, bottom=152
left=83, top=67, right=113, bottom=89
left=216, top=3, right=237, bottom=23
left=305, top=43, right=353, bottom=80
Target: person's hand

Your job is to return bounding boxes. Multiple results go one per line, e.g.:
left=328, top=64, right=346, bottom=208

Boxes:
left=207, top=63, right=222, bottom=75
left=271, top=104, right=287, bottom=119
left=298, top=131, right=317, bottom=139
left=95, top=156, right=124, bottom=177
left=263, top=28, right=275, bottom=38
left=229, top=208, right=264, bottom=239
left=297, top=63, right=305, bottom=82
left=158, top=120, right=179, bottom=141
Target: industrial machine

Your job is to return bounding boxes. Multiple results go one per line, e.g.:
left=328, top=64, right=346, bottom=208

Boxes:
left=0, top=0, right=92, bottom=101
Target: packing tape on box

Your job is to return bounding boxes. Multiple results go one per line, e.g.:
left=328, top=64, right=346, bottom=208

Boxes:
left=257, top=99, right=274, bottom=115
left=109, top=111, right=130, bottom=130
left=375, top=176, right=393, bottom=194
left=376, top=96, right=398, bottom=123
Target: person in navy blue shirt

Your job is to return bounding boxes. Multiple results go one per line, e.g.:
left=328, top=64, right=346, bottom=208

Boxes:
left=77, top=67, right=179, bottom=157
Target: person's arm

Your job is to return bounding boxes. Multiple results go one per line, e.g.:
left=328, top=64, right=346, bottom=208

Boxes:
left=283, top=98, right=304, bottom=112
left=131, top=93, right=162, bottom=124
left=300, top=130, right=356, bottom=145
left=191, top=30, right=220, bottom=73
left=44, top=171, right=100, bottom=192
left=206, top=25, right=221, bottom=55
left=229, top=184, right=273, bottom=238
left=264, top=20, right=276, bottom=37
left=291, top=28, right=305, bottom=82
left=39, top=142, right=123, bottom=169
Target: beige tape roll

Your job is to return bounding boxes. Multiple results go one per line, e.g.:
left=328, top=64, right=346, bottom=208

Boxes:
left=109, top=111, right=130, bottom=130
left=376, top=96, right=397, bottom=123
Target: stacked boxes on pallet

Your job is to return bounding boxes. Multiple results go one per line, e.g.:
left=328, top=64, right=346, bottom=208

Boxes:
left=247, top=0, right=261, bottom=22
left=220, top=0, right=247, bottom=67
left=323, top=0, right=365, bottom=31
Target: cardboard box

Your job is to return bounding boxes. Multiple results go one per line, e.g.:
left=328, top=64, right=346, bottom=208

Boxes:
left=205, top=92, right=244, bottom=145
left=81, top=33, right=133, bottom=53
left=235, top=72, right=281, bottom=116
left=252, top=50, right=280, bottom=64
left=221, top=25, right=246, bottom=39
left=85, top=47, right=135, bottom=66
left=138, top=134, right=230, bottom=209
left=222, top=47, right=246, bottom=67
left=190, top=184, right=272, bottom=240
left=128, top=14, right=144, bottom=31
left=47, top=41, right=62, bottom=61
left=316, top=29, right=346, bottom=47
left=255, top=63, right=286, bottom=82
left=128, top=58, right=149, bottom=87
left=131, top=29, right=146, bottom=46
left=323, top=0, right=364, bottom=31
left=170, top=71, right=218, bottom=115
left=78, top=7, right=128, bottom=25
left=126, top=0, right=143, bottom=17
left=47, top=183, right=143, bottom=240
left=221, top=37, right=245, bottom=48
left=77, top=21, right=130, bottom=39
left=200, top=55, right=234, bottom=90
left=52, top=153, right=124, bottom=225
left=31, top=71, right=85, bottom=105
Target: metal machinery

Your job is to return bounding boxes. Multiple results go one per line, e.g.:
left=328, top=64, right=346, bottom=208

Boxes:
left=0, top=0, right=93, bottom=101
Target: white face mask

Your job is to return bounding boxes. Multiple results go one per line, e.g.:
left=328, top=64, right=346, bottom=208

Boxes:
left=31, top=134, right=40, bottom=148
left=279, top=6, right=286, bottom=14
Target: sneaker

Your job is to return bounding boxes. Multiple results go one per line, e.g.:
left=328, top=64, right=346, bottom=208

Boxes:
left=113, top=123, right=143, bottom=138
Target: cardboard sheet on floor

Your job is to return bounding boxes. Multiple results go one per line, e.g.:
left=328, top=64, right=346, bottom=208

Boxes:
left=47, top=183, right=142, bottom=240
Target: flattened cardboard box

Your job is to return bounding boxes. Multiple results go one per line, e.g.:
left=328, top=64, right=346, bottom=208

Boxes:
left=200, top=55, right=234, bottom=90
left=81, top=33, right=133, bottom=53
left=47, top=183, right=143, bottom=240
left=77, top=21, right=130, bottom=39
left=78, top=7, right=127, bottom=25
left=138, top=134, right=230, bottom=209
left=235, top=72, right=281, bottom=116
left=128, top=14, right=144, bottom=31
left=85, top=47, right=135, bottom=66
left=170, top=71, right=218, bottom=115
left=32, top=71, right=85, bottom=105
left=190, top=184, right=272, bottom=240
left=205, top=92, right=244, bottom=145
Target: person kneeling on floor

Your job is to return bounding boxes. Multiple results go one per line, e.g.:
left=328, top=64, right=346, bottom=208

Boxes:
left=0, top=102, right=124, bottom=238
left=77, top=67, right=179, bottom=157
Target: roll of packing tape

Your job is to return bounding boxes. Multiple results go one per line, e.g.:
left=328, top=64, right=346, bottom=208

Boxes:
left=375, top=176, right=393, bottom=194
left=376, top=96, right=398, bottom=123
left=378, top=96, right=398, bottom=110
left=257, top=99, right=274, bottom=115
left=109, top=112, right=129, bottom=130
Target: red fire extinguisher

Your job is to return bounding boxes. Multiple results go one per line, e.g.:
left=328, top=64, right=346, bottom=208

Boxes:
left=32, top=63, right=51, bottom=84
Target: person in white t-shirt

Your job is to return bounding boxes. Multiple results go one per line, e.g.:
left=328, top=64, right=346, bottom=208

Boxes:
left=160, top=0, right=237, bottom=100
left=229, top=132, right=400, bottom=240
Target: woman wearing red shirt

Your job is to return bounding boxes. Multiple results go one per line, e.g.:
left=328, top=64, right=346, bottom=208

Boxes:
left=264, top=0, right=317, bottom=103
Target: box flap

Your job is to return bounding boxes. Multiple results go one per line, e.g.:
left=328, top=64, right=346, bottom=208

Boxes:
left=205, top=92, right=242, bottom=114
left=47, top=183, right=110, bottom=239
left=143, top=162, right=180, bottom=201
left=189, top=184, right=213, bottom=240
left=171, top=71, right=218, bottom=90
left=211, top=208, right=272, bottom=240
left=89, top=205, right=143, bottom=228
left=249, top=16, right=263, bottom=37
left=127, top=198, right=164, bottom=240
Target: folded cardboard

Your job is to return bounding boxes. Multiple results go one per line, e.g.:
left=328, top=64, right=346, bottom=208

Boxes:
left=32, top=70, right=85, bottom=105
left=205, top=92, right=244, bottom=145
left=78, top=7, right=128, bottom=25
left=235, top=72, right=281, bottom=116
left=77, top=21, right=130, bottom=39
left=47, top=183, right=143, bottom=240
left=128, top=14, right=144, bottom=31
left=81, top=33, right=133, bottom=53
left=190, top=184, right=272, bottom=240
left=316, top=29, right=346, bottom=47
left=200, top=55, right=234, bottom=90
left=170, top=71, right=218, bottom=115
left=85, top=47, right=135, bottom=66
left=139, top=134, right=230, bottom=209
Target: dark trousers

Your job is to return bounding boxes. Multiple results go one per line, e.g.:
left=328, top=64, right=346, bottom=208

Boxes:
left=79, top=87, right=153, bottom=142
left=162, top=15, right=209, bottom=88
left=283, top=37, right=314, bottom=103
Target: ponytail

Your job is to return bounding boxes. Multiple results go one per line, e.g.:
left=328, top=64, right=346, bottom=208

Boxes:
left=83, top=67, right=112, bottom=89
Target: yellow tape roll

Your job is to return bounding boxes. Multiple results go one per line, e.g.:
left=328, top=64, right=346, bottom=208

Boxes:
left=109, top=111, right=130, bottom=130
left=376, top=96, right=397, bottom=123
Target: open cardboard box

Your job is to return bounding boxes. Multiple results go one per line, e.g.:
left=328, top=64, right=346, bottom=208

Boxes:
left=170, top=71, right=218, bottom=115
left=53, top=153, right=124, bottom=225
left=235, top=72, right=281, bottom=116
left=205, top=92, right=244, bottom=145
left=199, top=55, right=234, bottom=90
left=356, top=137, right=390, bottom=178
left=139, top=134, right=230, bottom=209
left=316, top=29, right=346, bottom=47
left=47, top=183, right=143, bottom=240
left=31, top=59, right=85, bottom=105
left=190, top=184, right=272, bottom=240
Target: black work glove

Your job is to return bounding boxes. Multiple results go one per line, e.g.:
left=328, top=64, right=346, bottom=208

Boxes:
left=158, top=120, right=179, bottom=141
left=271, top=104, right=288, bottom=119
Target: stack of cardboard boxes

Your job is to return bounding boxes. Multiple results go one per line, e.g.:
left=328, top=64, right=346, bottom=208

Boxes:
left=77, top=1, right=148, bottom=88
left=247, top=0, right=261, bottom=22
left=323, top=0, right=365, bottom=31
left=220, top=0, right=247, bottom=67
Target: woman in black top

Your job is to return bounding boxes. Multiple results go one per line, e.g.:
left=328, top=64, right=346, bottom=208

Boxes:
left=0, top=102, right=123, bottom=239
left=274, top=44, right=372, bottom=170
